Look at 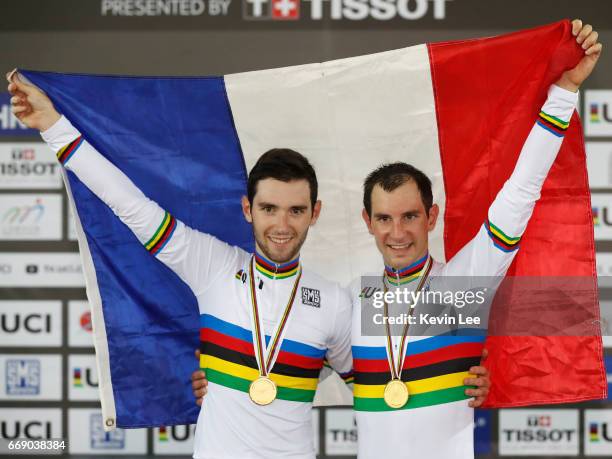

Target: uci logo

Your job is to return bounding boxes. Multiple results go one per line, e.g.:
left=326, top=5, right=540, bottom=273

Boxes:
left=1, top=313, right=51, bottom=333
left=0, top=421, right=52, bottom=439
left=158, top=425, right=195, bottom=442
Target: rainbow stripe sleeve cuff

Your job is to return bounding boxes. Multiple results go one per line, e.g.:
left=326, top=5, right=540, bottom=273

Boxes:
left=57, top=136, right=84, bottom=165
left=144, top=211, right=177, bottom=256
left=536, top=110, right=570, bottom=138
left=484, top=219, right=521, bottom=253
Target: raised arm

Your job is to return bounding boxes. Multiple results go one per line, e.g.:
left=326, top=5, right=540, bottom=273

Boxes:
left=444, top=20, right=602, bottom=277
left=7, top=72, right=240, bottom=295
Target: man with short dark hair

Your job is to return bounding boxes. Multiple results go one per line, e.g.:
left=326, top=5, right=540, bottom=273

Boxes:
left=7, top=76, right=355, bottom=458
left=349, top=19, right=601, bottom=459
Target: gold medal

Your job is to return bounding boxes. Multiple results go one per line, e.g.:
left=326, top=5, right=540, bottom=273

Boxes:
left=383, top=378, right=409, bottom=409
left=381, top=256, right=432, bottom=410
left=249, top=376, right=278, bottom=406
left=246, top=256, right=302, bottom=406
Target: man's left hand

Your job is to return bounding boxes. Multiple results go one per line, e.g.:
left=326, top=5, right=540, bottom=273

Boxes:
left=464, top=348, right=490, bottom=408
left=556, top=19, right=603, bottom=92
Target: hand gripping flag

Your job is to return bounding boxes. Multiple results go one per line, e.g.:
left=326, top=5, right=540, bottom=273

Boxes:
left=21, top=20, right=606, bottom=428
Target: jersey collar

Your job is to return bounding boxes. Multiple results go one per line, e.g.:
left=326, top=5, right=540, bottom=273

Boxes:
left=254, top=251, right=300, bottom=280
left=384, top=252, right=429, bottom=286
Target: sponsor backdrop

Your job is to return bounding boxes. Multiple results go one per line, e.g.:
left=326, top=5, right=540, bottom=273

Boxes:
left=1, top=1, right=611, bottom=457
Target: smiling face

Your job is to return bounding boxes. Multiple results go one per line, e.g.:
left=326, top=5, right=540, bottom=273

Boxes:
left=362, top=180, right=439, bottom=270
left=242, top=178, right=321, bottom=264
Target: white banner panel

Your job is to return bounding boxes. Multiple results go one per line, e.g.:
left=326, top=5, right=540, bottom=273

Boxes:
left=499, top=409, right=579, bottom=456
left=0, top=354, right=61, bottom=401
left=0, top=194, right=62, bottom=240
left=68, top=204, right=77, bottom=241
left=592, top=194, right=612, bottom=240
left=68, top=354, right=99, bottom=401
left=68, top=409, right=147, bottom=454
left=0, top=408, right=62, bottom=440
left=585, top=90, right=612, bottom=137
left=0, top=143, right=62, bottom=189
left=0, top=252, right=84, bottom=287
left=313, top=408, right=319, bottom=455
left=153, top=424, right=195, bottom=455
left=0, top=300, right=62, bottom=347
left=600, top=300, right=612, bottom=348
left=587, top=143, right=612, bottom=188
left=596, top=253, right=612, bottom=289
left=325, top=408, right=358, bottom=456
left=68, top=300, right=94, bottom=347
left=585, top=409, right=612, bottom=456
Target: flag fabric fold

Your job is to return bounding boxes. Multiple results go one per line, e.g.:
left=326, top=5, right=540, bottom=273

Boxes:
left=22, top=19, right=606, bottom=429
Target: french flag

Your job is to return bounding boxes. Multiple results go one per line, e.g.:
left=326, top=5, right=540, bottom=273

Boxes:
left=21, top=19, right=605, bottom=428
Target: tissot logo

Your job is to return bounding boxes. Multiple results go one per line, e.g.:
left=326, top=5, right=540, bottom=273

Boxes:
left=325, top=409, right=358, bottom=455
left=499, top=409, right=579, bottom=455
left=12, top=148, right=35, bottom=161
left=0, top=144, right=61, bottom=189
left=527, top=415, right=551, bottom=427
left=244, top=0, right=449, bottom=20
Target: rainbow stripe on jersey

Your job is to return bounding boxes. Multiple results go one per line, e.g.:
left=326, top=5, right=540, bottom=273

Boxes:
left=352, top=334, right=485, bottom=411
left=199, top=314, right=326, bottom=403
left=145, top=211, right=177, bottom=256
left=484, top=219, right=521, bottom=253
left=384, top=253, right=428, bottom=286
left=536, top=110, right=570, bottom=137
left=254, top=252, right=299, bottom=280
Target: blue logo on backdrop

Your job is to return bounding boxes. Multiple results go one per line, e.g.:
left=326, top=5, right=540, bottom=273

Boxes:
left=474, top=409, right=492, bottom=455
left=605, top=356, right=612, bottom=401
left=90, top=414, right=125, bottom=449
left=6, top=359, right=40, bottom=395
left=0, top=93, right=38, bottom=136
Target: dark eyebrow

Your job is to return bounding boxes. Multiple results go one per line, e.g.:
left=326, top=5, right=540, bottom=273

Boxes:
left=258, top=202, right=278, bottom=208
left=291, top=205, right=308, bottom=211
left=373, top=212, right=391, bottom=219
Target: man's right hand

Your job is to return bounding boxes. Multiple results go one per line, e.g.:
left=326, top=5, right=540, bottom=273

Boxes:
left=192, top=349, right=208, bottom=406
left=6, top=70, right=60, bottom=131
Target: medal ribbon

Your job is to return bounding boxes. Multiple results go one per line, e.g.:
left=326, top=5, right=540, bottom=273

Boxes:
left=383, top=256, right=432, bottom=380
left=248, top=255, right=302, bottom=377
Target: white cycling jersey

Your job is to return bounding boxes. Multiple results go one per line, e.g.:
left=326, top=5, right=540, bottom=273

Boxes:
left=43, top=117, right=354, bottom=459
left=350, top=84, right=578, bottom=459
